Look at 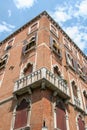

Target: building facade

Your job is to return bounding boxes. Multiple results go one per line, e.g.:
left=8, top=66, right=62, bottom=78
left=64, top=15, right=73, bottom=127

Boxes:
left=0, top=11, right=87, bottom=130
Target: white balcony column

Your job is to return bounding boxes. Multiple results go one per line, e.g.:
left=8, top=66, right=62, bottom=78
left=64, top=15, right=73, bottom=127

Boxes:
left=42, top=68, right=46, bottom=79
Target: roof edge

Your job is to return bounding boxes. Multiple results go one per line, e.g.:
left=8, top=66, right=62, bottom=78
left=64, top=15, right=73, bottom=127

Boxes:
left=0, top=11, right=87, bottom=59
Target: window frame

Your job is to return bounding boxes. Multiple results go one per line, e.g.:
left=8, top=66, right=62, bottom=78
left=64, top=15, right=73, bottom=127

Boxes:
left=11, top=98, right=31, bottom=130
left=22, top=35, right=37, bottom=55
left=50, top=23, right=58, bottom=37
left=0, top=54, right=8, bottom=70
left=5, top=38, right=15, bottom=51
left=28, top=21, right=39, bottom=34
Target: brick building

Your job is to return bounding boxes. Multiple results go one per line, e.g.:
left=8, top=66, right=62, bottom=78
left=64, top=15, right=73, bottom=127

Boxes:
left=0, top=11, right=87, bottom=130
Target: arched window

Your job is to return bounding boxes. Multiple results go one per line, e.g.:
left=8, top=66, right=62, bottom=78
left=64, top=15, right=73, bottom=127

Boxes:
left=56, top=100, right=66, bottom=130
left=24, top=63, right=33, bottom=76
left=53, top=66, right=61, bottom=77
left=14, top=99, right=29, bottom=129
left=71, top=81, right=78, bottom=98
left=78, top=115, right=85, bottom=130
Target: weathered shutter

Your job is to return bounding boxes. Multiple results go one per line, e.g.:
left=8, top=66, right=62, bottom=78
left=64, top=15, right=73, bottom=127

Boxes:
left=35, top=32, right=37, bottom=43
left=82, top=66, right=87, bottom=75
left=56, top=102, right=66, bottom=130
left=65, top=52, right=69, bottom=65
left=50, top=36, right=53, bottom=48
left=22, top=45, right=27, bottom=54
left=72, top=59, right=78, bottom=72
left=78, top=116, right=85, bottom=130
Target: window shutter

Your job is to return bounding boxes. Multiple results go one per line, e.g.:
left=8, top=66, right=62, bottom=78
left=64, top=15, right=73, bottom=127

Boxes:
left=50, top=36, right=53, bottom=48
left=72, top=59, right=78, bottom=72
left=22, top=45, right=27, bottom=54
left=65, top=52, right=69, bottom=65
left=56, top=102, right=66, bottom=130
left=78, top=116, right=85, bottom=130
left=82, top=66, right=87, bottom=75
left=35, top=32, right=37, bottom=42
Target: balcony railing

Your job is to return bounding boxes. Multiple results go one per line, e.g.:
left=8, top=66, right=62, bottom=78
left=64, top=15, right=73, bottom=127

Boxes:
left=74, top=96, right=81, bottom=108
left=14, top=68, right=70, bottom=99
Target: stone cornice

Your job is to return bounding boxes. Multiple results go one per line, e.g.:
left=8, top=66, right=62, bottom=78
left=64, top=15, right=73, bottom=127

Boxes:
left=0, top=11, right=87, bottom=60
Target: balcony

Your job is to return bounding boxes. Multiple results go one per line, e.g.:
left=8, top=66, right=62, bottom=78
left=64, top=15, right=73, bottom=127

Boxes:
left=13, top=68, right=70, bottom=99
left=74, top=96, right=84, bottom=112
left=74, top=96, right=81, bottom=108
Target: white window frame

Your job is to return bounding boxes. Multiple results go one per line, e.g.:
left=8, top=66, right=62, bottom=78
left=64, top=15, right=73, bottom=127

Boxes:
left=28, top=21, right=39, bottom=34
left=5, top=38, right=15, bottom=51
left=63, top=37, right=71, bottom=50
left=50, top=23, right=58, bottom=37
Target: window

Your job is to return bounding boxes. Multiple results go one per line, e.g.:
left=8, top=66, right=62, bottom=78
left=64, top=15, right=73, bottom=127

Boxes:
left=24, top=63, right=33, bottom=76
left=71, top=81, right=78, bottom=98
left=53, top=66, right=61, bottom=77
left=14, top=99, right=30, bottom=129
left=66, top=53, right=73, bottom=67
left=56, top=101, right=66, bottom=130
left=78, top=115, right=85, bottom=130
left=5, top=38, right=14, bottom=51
left=22, top=34, right=36, bottom=54
left=28, top=21, right=39, bottom=34
left=65, top=52, right=79, bottom=72
left=64, top=37, right=71, bottom=50
left=50, top=24, right=58, bottom=37
left=50, top=36, right=62, bottom=59
left=0, top=54, right=8, bottom=70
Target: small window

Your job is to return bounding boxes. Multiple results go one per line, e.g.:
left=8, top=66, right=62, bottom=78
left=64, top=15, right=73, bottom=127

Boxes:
left=28, top=21, right=39, bottom=34
left=5, top=38, right=14, bottom=51
left=71, top=81, right=78, bottom=98
left=50, top=24, right=58, bottom=37
left=24, top=63, right=33, bottom=76
left=22, top=35, right=36, bottom=54
left=0, top=54, right=8, bottom=70
left=14, top=99, right=29, bottom=129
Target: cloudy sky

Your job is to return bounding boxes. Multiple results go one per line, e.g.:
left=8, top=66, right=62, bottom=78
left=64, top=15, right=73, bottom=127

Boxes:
left=0, top=0, right=87, bottom=55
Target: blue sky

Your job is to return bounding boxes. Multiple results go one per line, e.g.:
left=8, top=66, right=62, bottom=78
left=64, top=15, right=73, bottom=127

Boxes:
left=0, top=0, right=87, bottom=55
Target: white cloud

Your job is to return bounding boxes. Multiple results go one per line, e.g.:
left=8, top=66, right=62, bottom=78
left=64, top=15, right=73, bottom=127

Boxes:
left=76, top=0, right=87, bottom=17
left=50, top=6, right=72, bottom=24
left=13, top=0, right=36, bottom=9
left=8, top=10, right=12, bottom=17
left=0, top=21, right=15, bottom=33
left=64, top=25, right=87, bottom=51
